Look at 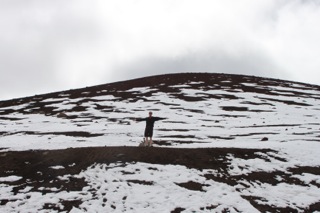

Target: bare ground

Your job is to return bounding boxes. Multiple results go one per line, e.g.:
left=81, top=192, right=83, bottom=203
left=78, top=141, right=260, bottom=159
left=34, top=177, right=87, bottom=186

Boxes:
left=1, top=146, right=320, bottom=212
left=1, top=73, right=320, bottom=211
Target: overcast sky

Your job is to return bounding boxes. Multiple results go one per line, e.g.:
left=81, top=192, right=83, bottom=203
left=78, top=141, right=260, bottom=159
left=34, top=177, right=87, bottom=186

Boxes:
left=1, top=0, right=320, bottom=100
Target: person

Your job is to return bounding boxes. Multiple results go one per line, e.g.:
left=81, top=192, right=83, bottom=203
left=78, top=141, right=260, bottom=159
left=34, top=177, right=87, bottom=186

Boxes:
left=136, top=111, right=166, bottom=147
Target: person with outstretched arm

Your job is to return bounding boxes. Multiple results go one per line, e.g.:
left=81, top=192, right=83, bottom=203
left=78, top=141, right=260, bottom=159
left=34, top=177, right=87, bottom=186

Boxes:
left=136, top=111, right=166, bottom=147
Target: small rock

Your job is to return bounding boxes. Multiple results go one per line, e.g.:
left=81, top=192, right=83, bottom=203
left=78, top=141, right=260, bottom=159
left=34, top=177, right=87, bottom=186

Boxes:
left=261, top=137, right=268, bottom=141
left=57, top=112, right=67, bottom=118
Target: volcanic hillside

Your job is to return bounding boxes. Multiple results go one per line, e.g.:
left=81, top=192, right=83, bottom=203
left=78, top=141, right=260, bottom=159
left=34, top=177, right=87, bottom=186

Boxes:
left=0, top=73, right=320, bottom=212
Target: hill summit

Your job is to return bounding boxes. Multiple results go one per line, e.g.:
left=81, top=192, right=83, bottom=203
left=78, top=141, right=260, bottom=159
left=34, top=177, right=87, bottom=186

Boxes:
left=0, top=73, right=320, bottom=212
left=0, top=72, right=319, bottom=149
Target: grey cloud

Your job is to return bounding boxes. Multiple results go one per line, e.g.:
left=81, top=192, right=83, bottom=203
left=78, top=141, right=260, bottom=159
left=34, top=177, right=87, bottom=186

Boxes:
left=1, top=0, right=320, bottom=100
left=0, top=33, right=59, bottom=99
left=113, top=48, right=286, bottom=82
left=0, top=1, right=103, bottom=100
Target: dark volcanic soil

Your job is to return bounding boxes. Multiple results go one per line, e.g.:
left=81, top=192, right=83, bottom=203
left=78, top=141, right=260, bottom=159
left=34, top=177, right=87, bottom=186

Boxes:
left=1, top=73, right=320, bottom=212
left=1, top=147, right=320, bottom=212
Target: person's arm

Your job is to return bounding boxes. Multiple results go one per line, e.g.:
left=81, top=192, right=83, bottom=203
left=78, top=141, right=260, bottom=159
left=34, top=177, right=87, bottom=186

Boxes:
left=153, top=117, right=166, bottom=121
left=136, top=117, right=147, bottom=122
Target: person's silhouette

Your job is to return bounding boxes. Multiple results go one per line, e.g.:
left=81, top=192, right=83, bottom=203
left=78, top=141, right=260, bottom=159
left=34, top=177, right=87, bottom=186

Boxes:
left=136, top=112, right=166, bottom=146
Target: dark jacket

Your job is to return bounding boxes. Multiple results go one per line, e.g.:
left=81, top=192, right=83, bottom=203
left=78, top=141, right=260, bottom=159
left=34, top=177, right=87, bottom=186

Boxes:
left=137, top=116, right=166, bottom=128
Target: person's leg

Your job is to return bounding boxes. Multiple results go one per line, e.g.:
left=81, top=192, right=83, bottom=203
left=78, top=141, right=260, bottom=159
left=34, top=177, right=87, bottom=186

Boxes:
left=144, top=128, right=149, bottom=146
left=144, top=137, right=149, bottom=146
left=145, top=127, right=153, bottom=147
left=148, top=128, right=154, bottom=147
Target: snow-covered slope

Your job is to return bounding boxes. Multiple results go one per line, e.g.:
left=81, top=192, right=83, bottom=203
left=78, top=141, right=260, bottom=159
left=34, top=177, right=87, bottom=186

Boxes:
left=0, top=73, right=320, bottom=212
left=1, top=73, right=319, bottom=150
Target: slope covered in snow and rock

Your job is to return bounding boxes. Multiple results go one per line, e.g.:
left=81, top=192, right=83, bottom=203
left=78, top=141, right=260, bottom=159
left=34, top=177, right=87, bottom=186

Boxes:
left=0, top=73, right=320, bottom=212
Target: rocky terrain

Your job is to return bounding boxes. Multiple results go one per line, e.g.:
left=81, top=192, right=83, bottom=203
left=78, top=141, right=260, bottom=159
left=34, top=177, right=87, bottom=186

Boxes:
left=0, top=73, right=320, bottom=212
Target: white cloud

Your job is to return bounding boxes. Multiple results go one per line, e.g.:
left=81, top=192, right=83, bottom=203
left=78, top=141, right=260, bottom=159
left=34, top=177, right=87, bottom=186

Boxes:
left=0, top=0, right=320, bottom=100
left=259, top=0, right=320, bottom=83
